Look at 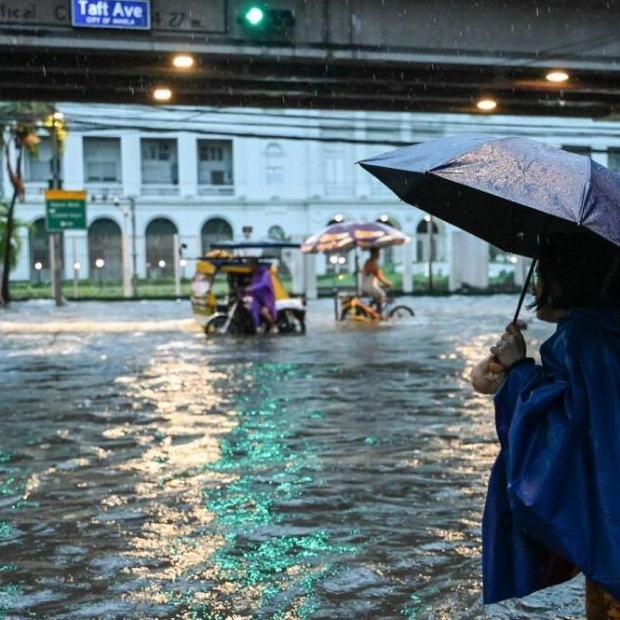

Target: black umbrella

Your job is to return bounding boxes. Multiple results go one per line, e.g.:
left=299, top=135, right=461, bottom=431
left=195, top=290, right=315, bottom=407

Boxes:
left=359, top=135, right=620, bottom=319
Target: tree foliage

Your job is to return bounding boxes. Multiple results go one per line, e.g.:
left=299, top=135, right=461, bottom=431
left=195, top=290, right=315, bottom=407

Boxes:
left=0, top=201, right=29, bottom=270
left=0, top=102, right=57, bottom=306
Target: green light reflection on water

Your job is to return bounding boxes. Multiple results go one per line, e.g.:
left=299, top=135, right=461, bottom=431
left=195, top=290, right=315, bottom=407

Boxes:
left=201, top=361, right=355, bottom=618
left=0, top=454, right=30, bottom=618
left=0, top=584, right=21, bottom=617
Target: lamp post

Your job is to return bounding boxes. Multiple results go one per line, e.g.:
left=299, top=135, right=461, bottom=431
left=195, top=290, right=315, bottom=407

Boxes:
left=34, top=261, right=42, bottom=285
left=176, top=241, right=187, bottom=297
left=73, top=261, right=80, bottom=298
left=95, top=258, right=105, bottom=289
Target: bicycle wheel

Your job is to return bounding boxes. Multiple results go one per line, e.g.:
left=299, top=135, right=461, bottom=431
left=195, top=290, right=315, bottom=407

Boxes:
left=388, top=305, right=415, bottom=320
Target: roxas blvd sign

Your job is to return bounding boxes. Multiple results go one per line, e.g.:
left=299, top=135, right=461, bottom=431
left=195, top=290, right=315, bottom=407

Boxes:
left=45, top=190, right=88, bottom=232
left=71, top=0, right=151, bottom=29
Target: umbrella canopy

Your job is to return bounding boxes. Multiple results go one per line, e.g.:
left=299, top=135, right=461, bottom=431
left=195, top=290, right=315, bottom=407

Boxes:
left=358, top=135, right=620, bottom=258
left=301, top=221, right=410, bottom=254
left=210, top=240, right=301, bottom=250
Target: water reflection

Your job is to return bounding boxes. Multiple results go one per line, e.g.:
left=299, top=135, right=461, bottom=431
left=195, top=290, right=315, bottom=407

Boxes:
left=0, top=297, right=586, bottom=619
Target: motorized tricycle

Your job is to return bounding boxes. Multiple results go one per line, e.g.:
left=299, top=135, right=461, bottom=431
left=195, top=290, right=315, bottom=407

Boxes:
left=190, top=241, right=306, bottom=336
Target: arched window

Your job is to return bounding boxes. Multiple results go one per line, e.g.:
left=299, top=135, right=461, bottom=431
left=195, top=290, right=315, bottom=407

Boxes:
left=88, top=218, right=122, bottom=281
left=327, top=214, right=347, bottom=225
left=29, top=218, right=53, bottom=283
left=145, top=218, right=177, bottom=278
left=267, top=225, right=286, bottom=241
left=376, top=215, right=398, bottom=228
left=201, top=217, right=233, bottom=253
left=416, top=218, right=439, bottom=262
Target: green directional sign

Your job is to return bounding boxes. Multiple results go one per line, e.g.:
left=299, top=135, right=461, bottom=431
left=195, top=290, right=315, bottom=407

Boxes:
left=45, top=190, right=87, bottom=232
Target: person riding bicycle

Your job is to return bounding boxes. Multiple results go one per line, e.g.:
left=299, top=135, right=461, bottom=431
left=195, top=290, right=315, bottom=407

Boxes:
left=360, top=247, right=392, bottom=313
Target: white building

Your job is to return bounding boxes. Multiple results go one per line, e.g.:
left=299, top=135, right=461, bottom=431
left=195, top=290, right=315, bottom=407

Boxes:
left=5, top=103, right=620, bottom=297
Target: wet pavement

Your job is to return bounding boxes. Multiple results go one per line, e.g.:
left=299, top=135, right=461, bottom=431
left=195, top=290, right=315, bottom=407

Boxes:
left=0, top=296, right=586, bottom=619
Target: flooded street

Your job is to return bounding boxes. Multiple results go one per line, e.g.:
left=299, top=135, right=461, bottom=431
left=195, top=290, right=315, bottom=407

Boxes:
left=0, top=296, right=586, bottom=619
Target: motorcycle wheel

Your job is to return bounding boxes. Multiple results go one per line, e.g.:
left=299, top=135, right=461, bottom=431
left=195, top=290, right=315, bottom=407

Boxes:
left=277, top=309, right=306, bottom=334
left=204, top=313, right=229, bottom=335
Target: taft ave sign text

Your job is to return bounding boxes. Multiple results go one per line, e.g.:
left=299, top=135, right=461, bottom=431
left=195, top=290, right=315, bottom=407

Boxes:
left=72, top=0, right=151, bottom=30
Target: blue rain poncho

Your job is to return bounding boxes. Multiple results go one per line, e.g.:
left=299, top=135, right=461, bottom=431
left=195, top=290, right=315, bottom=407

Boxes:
left=483, top=306, right=620, bottom=604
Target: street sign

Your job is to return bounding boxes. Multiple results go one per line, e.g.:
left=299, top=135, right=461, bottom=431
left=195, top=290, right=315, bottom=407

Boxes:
left=45, top=190, right=88, bottom=232
left=71, top=0, right=151, bottom=30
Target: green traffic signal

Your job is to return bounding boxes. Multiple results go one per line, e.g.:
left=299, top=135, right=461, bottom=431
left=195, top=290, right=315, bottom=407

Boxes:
left=242, top=6, right=265, bottom=27
left=238, top=4, right=295, bottom=34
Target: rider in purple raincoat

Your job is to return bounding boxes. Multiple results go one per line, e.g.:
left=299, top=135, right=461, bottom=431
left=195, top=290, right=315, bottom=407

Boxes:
left=246, top=262, right=277, bottom=332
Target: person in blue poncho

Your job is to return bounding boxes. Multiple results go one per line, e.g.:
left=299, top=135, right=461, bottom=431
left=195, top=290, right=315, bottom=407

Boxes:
left=471, top=234, right=620, bottom=619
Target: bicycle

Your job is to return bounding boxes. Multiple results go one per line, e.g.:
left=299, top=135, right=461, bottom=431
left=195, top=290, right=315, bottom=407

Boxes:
left=337, top=292, right=415, bottom=322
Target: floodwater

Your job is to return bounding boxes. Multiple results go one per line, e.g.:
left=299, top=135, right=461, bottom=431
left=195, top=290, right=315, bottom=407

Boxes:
left=0, top=296, right=586, bottom=620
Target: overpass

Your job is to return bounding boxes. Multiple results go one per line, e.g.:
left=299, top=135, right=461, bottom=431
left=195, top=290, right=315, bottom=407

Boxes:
left=1, top=0, right=620, bottom=118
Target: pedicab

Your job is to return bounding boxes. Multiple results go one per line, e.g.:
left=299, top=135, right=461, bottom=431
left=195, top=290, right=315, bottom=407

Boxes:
left=301, top=221, right=414, bottom=322
left=190, top=241, right=307, bottom=336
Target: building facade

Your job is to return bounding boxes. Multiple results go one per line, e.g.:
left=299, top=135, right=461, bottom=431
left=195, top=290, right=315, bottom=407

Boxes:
left=4, top=103, right=620, bottom=297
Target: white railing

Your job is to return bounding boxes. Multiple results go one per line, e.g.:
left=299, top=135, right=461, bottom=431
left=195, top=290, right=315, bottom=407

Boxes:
left=85, top=184, right=124, bottom=203
left=196, top=185, right=235, bottom=196
left=140, top=185, right=180, bottom=196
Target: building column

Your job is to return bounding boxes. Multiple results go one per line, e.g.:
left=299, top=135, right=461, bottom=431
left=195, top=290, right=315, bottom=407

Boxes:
left=121, top=134, right=141, bottom=197
left=178, top=132, right=197, bottom=197
left=402, top=241, right=413, bottom=293
left=449, top=230, right=489, bottom=291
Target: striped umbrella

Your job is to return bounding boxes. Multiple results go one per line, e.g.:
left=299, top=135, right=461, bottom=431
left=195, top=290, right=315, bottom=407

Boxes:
left=301, top=221, right=410, bottom=254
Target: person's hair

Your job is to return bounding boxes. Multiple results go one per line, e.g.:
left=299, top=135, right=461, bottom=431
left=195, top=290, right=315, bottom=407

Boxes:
left=369, top=247, right=379, bottom=257
left=529, top=234, right=620, bottom=310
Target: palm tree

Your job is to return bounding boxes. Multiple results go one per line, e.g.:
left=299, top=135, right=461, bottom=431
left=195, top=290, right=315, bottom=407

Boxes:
left=0, top=102, right=55, bottom=307
left=0, top=201, right=28, bottom=271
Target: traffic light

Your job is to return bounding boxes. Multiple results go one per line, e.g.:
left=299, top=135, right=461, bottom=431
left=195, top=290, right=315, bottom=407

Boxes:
left=240, top=5, right=266, bottom=28
left=237, top=4, right=294, bottom=37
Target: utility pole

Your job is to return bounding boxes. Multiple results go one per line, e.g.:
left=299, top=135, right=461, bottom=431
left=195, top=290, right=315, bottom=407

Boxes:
left=50, top=111, right=65, bottom=306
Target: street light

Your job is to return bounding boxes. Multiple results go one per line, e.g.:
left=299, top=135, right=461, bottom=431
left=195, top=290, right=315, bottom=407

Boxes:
left=95, top=258, right=105, bottom=289
left=73, top=261, right=80, bottom=298
left=34, top=261, right=42, bottom=285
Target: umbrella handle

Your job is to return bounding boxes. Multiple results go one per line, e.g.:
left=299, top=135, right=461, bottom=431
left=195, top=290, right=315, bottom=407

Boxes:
left=512, top=258, right=537, bottom=324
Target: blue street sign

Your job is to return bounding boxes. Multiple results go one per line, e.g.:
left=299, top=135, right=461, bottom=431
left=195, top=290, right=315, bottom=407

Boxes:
left=71, top=0, right=151, bottom=30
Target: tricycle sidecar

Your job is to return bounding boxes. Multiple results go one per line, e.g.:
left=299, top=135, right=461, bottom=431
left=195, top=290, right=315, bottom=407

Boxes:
left=190, top=242, right=306, bottom=336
